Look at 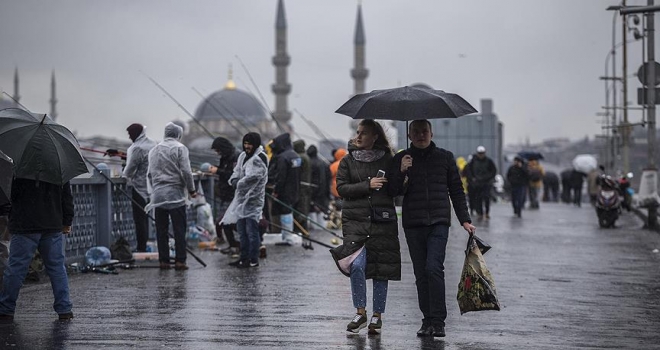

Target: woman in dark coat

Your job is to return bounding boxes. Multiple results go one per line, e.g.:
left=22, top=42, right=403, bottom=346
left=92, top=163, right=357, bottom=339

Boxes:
left=330, top=119, right=400, bottom=335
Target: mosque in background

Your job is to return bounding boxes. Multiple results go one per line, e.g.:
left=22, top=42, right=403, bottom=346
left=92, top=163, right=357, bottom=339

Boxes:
left=0, top=68, right=58, bottom=121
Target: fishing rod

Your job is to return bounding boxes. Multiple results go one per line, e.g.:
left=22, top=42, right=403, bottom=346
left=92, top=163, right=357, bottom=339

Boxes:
left=268, top=222, right=334, bottom=249
left=83, top=157, right=208, bottom=267
left=235, top=55, right=287, bottom=134
left=142, top=72, right=216, bottom=139
left=265, top=192, right=343, bottom=240
left=292, top=109, right=334, bottom=164
left=2, top=91, right=31, bottom=112
left=190, top=87, right=252, bottom=135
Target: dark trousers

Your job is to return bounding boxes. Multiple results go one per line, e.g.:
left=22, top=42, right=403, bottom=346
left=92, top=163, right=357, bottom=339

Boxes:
left=472, top=184, right=491, bottom=216
left=511, top=185, right=526, bottom=215
left=404, top=224, right=449, bottom=327
left=572, top=186, right=582, bottom=207
left=215, top=200, right=239, bottom=248
left=131, top=189, right=149, bottom=252
left=154, top=205, right=187, bottom=264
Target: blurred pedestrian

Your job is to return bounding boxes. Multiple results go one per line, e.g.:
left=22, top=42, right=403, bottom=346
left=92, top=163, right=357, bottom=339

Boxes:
left=223, top=132, right=269, bottom=268
left=527, top=159, right=545, bottom=209
left=506, top=156, right=529, bottom=218
left=293, top=139, right=312, bottom=249
left=387, top=119, right=475, bottom=338
left=307, top=145, right=331, bottom=229
left=123, top=123, right=156, bottom=252
left=464, top=146, right=497, bottom=220
left=146, top=122, right=196, bottom=270
left=0, top=178, right=74, bottom=321
left=560, top=169, right=573, bottom=204
left=569, top=169, right=587, bottom=207
left=542, top=171, right=559, bottom=202
left=331, top=119, right=400, bottom=335
left=267, top=133, right=301, bottom=246
left=207, top=137, right=240, bottom=257
left=330, top=148, right=348, bottom=200
left=587, top=165, right=604, bottom=206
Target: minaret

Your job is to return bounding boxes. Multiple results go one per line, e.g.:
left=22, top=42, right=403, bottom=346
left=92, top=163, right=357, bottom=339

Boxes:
left=272, top=0, right=292, bottom=133
left=50, top=71, right=58, bottom=121
left=350, top=3, right=369, bottom=130
left=13, top=67, right=20, bottom=104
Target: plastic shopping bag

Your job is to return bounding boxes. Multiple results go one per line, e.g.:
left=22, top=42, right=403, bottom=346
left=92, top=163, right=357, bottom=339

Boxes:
left=457, top=235, right=500, bottom=314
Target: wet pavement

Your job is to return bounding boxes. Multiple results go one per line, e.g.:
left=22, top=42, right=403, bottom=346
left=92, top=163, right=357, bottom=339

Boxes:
left=1, top=202, right=660, bottom=349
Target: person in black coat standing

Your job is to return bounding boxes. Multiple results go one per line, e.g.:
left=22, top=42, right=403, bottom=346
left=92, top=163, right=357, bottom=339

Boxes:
left=387, top=119, right=475, bottom=338
left=506, top=156, right=529, bottom=217
left=306, top=145, right=331, bottom=229
left=267, top=133, right=301, bottom=246
left=208, top=137, right=240, bottom=255
left=464, top=146, right=497, bottom=220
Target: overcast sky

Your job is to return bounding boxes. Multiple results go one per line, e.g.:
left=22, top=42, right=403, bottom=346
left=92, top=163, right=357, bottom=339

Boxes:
left=0, top=0, right=653, bottom=147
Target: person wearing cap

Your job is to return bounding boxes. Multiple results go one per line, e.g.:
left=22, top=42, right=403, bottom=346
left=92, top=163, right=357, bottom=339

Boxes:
left=123, top=123, right=156, bottom=252
left=145, top=122, right=196, bottom=270
left=221, top=132, right=268, bottom=268
left=387, top=119, right=475, bottom=337
left=506, top=156, right=529, bottom=218
left=464, top=146, right=497, bottom=220
left=206, top=137, right=240, bottom=256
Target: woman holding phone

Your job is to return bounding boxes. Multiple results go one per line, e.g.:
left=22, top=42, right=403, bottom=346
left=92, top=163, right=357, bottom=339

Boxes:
left=330, top=119, right=401, bottom=335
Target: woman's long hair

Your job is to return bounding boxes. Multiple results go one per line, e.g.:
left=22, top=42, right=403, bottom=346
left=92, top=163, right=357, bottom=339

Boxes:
left=358, top=119, right=393, bottom=155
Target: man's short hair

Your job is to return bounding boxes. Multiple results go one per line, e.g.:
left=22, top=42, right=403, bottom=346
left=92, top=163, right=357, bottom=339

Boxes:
left=409, top=119, right=432, bottom=133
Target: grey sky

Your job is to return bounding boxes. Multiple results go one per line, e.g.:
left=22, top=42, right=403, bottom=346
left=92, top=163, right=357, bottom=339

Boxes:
left=0, top=0, right=651, bottom=147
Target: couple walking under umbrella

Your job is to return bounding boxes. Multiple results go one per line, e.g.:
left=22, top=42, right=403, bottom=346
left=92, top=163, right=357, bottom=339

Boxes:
left=331, top=87, right=477, bottom=337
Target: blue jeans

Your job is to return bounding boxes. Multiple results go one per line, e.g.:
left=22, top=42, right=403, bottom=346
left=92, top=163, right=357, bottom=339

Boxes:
left=404, top=224, right=449, bottom=327
left=511, top=185, right=527, bottom=214
left=237, top=218, right=260, bottom=263
left=0, top=232, right=72, bottom=315
left=350, top=248, right=388, bottom=314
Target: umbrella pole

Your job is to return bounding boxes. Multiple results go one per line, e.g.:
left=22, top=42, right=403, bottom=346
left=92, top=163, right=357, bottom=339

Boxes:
left=83, top=157, right=207, bottom=268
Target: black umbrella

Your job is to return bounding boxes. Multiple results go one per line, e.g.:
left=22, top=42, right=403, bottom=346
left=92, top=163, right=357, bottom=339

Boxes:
left=0, top=108, right=88, bottom=185
left=517, top=151, right=544, bottom=161
left=335, top=86, right=477, bottom=121
left=0, top=150, right=12, bottom=207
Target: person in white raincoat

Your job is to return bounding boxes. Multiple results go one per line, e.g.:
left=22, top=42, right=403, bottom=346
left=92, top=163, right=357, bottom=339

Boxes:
left=145, top=122, right=196, bottom=270
left=123, top=123, right=156, bottom=252
left=222, top=132, right=268, bottom=268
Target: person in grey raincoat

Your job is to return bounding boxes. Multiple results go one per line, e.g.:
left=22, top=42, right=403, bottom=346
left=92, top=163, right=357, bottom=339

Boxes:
left=329, top=119, right=400, bottom=335
left=145, top=122, right=196, bottom=270
left=123, top=123, right=156, bottom=252
left=221, top=132, right=268, bottom=268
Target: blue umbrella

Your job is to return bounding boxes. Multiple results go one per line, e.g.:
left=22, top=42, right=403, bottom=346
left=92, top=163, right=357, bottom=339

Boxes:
left=517, top=151, right=544, bottom=161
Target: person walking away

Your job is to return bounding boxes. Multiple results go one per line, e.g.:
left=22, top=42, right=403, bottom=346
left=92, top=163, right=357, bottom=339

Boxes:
left=293, top=140, right=312, bottom=249
left=587, top=166, right=604, bottom=206
left=464, top=146, right=497, bottom=220
left=207, top=137, right=240, bottom=256
left=0, top=178, right=74, bottom=321
left=267, top=133, right=301, bottom=246
left=569, top=169, right=587, bottom=207
left=307, top=145, right=331, bottom=229
left=560, top=169, right=573, bottom=204
left=506, top=156, right=529, bottom=217
left=387, top=119, right=475, bottom=338
left=123, top=123, right=157, bottom=252
left=145, top=122, right=196, bottom=270
left=527, top=159, right=545, bottom=209
left=222, top=132, right=269, bottom=268
left=541, top=171, right=559, bottom=202
left=330, top=119, right=400, bottom=335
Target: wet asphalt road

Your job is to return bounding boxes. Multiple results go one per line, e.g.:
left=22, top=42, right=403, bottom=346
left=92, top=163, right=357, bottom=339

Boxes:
left=1, top=201, right=660, bottom=350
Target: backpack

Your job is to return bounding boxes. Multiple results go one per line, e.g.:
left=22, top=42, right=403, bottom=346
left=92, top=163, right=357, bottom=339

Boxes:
left=110, top=237, right=134, bottom=261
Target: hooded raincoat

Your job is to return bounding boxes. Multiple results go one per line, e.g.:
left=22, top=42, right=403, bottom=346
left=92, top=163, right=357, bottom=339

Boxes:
left=123, top=128, right=157, bottom=200
left=145, top=123, right=195, bottom=211
left=221, top=146, right=269, bottom=224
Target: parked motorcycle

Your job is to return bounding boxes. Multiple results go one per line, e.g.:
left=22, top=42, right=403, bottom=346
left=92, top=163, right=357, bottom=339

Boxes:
left=596, top=175, right=622, bottom=228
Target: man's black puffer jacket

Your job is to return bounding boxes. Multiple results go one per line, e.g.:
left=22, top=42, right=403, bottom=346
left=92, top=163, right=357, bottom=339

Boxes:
left=387, top=141, right=471, bottom=229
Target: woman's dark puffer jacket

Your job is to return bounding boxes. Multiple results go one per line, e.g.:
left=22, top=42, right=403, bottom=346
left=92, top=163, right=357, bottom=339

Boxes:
left=330, top=145, right=401, bottom=281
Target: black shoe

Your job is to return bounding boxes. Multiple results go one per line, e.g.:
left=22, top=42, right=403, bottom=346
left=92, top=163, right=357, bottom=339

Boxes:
left=0, top=314, right=14, bottom=322
left=220, top=246, right=233, bottom=254
left=416, top=322, right=434, bottom=337
left=58, top=312, right=74, bottom=321
left=346, top=313, right=367, bottom=333
left=248, top=260, right=259, bottom=268
left=432, top=325, right=445, bottom=337
left=228, top=259, right=245, bottom=267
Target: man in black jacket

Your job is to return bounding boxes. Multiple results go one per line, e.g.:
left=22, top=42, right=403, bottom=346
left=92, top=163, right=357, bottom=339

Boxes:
left=208, top=137, right=240, bottom=255
left=464, top=146, right=497, bottom=220
left=267, top=133, right=301, bottom=246
left=506, top=156, right=529, bottom=217
left=0, top=179, right=74, bottom=321
left=387, top=119, right=475, bottom=338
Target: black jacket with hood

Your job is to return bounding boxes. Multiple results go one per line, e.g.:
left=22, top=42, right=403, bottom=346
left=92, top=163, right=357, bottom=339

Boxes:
left=268, top=133, right=301, bottom=215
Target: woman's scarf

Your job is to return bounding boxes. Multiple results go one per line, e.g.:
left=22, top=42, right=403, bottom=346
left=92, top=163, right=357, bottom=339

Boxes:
left=352, top=149, right=385, bottom=163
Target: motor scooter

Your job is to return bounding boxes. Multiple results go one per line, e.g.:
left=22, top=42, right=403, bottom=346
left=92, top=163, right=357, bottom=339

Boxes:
left=596, top=175, right=621, bottom=228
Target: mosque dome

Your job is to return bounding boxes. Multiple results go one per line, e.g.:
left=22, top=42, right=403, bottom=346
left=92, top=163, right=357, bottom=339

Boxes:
left=193, top=78, right=268, bottom=124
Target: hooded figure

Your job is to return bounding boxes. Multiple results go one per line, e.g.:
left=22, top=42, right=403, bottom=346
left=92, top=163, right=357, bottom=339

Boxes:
left=221, top=132, right=268, bottom=267
left=307, top=145, right=331, bottom=215
left=293, top=140, right=312, bottom=245
left=267, top=133, right=301, bottom=245
left=122, top=123, right=156, bottom=252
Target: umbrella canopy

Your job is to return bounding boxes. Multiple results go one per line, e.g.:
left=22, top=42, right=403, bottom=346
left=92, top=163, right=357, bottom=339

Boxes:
left=335, top=86, right=477, bottom=121
left=572, top=154, right=598, bottom=174
left=0, top=108, right=88, bottom=185
left=517, top=151, right=544, bottom=161
left=0, top=150, right=12, bottom=207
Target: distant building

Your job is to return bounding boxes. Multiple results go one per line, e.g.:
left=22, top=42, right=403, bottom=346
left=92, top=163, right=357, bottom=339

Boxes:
left=395, top=95, right=504, bottom=173
left=0, top=68, right=58, bottom=120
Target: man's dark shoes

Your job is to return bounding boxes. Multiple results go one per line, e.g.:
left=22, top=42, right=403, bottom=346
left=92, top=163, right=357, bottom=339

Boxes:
left=432, top=325, right=446, bottom=337
left=416, top=322, right=434, bottom=337
left=0, top=314, right=14, bottom=322
left=219, top=246, right=233, bottom=254
left=228, top=259, right=244, bottom=267
left=174, top=262, right=188, bottom=270
left=58, top=312, right=74, bottom=321
left=159, top=262, right=171, bottom=270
